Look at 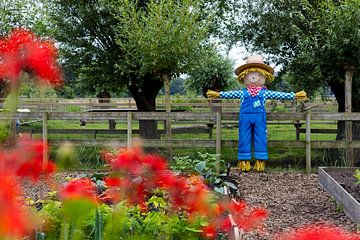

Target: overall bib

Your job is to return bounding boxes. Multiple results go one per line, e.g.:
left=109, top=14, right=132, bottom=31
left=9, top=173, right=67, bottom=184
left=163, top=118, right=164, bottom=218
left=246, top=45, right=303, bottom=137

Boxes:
left=238, top=88, right=268, bottom=160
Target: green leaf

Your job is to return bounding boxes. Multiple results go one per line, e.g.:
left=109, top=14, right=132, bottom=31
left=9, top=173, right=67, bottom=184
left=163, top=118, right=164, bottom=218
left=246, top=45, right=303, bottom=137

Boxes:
left=214, top=186, right=224, bottom=194
left=185, top=227, right=202, bottom=233
left=224, top=181, right=238, bottom=190
left=195, top=161, right=206, bottom=173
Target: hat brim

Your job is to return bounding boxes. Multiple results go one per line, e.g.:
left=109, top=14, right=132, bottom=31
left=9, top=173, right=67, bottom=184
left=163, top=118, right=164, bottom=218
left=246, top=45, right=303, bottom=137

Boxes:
left=235, top=63, right=274, bottom=75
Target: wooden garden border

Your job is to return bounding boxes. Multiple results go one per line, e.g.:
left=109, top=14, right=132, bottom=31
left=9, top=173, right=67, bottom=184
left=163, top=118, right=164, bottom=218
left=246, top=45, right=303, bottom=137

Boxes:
left=319, top=167, right=360, bottom=224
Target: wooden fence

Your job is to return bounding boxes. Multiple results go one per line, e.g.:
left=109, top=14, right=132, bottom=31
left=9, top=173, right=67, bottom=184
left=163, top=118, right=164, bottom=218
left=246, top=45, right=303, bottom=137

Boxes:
left=3, top=97, right=338, bottom=113
left=2, top=111, right=360, bottom=173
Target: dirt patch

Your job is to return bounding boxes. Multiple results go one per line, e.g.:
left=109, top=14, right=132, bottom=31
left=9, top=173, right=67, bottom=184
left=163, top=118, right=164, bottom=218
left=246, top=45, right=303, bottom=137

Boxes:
left=325, top=168, right=360, bottom=203
left=231, top=171, right=357, bottom=239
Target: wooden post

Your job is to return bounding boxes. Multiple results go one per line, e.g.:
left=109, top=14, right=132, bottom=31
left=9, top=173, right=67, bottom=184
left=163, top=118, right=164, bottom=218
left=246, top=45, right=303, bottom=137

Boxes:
left=162, top=73, right=172, bottom=159
left=216, top=112, right=222, bottom=169
left=127, top=112, right=132, bottom=149
left=345, top=67, right=354, bottom=167
left=305, top=111, right=311, bottom=174
left=42, top=112, right=48, bottom=170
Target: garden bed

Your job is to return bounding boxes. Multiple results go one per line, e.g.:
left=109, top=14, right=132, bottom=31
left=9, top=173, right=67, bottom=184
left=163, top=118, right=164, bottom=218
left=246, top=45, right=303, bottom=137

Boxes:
left=319, top=167, right=360, bottom=224
left=231, top=170, right=357, bottom=240
left=20, top=170, right=358, bottom=240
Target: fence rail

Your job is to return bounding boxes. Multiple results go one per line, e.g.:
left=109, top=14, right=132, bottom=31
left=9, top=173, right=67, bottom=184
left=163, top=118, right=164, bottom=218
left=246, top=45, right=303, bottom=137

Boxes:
left=2, top=97, right=338, bottom=112
left=3, top=111, right=360, bottom=173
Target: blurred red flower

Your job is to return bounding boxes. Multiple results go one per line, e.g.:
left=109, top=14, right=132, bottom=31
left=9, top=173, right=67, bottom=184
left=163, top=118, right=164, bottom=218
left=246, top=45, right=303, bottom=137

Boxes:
left=0, top=28, right=62, bottom=85
left=201, top=225, right=217, bottom=239
left=0, top=176, right=32, bottom=238
left=60, top=178, right=98, bottom=204
left=16, top=138, right=56, bottom=181
left=275, top=223, right=360, bottom=240
left=0, top=137, right=56, bottom=181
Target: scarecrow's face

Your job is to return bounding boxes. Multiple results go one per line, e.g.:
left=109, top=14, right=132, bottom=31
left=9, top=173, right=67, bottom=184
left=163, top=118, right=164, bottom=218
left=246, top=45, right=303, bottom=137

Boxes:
left=243, top=71, right=266, bottom=87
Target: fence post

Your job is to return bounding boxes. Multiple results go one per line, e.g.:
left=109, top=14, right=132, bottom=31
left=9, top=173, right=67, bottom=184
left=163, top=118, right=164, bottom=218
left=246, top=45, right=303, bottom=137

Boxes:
left=127, top=112, right=132, bottom=149
left=345, top=67, right=354, bottom=167
left=42, top=112, right=48, bottom=170
left=216, top=112, right=222, bottom=164
left=305, top=111, right=311, bottom=174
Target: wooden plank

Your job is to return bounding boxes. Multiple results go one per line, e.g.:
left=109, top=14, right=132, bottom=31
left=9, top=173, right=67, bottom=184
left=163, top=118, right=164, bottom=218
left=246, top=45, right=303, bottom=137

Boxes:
left=311, top=112, right=360, bottom=121
left=216, top=112, right=221, bottom=165
left=49, top=139, right=215, bottom=148
left=319, top=167, right=360, bottom=224
left=20, top=127, right=211, bottom=135
left=299, top=129, right=337, bottom=134
left=127, top=112, right=132, bottom=149
left=3, top=111, right=360, bottom=122
left=42, top=112, right=48, bottom=170
left=222, top=140, right=360, bottom=149
left=305, top=111, right=311, bottom=174
left=133, top=112, right=217, bottom=121
left=49, top=139, right=127, bottom=147
left=222, top=112, right=306, bottom=121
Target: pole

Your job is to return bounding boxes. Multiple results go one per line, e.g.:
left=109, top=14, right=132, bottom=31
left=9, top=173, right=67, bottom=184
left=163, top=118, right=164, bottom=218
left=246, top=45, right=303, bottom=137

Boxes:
left=344, top=67, right=354, bottom=167
left=305, top=111, right=311, bottom=174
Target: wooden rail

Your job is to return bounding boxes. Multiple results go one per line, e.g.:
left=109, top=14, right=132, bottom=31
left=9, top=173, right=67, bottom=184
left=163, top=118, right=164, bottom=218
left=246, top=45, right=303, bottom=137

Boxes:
left=2, top=97, right=338, bottom=112
left=3, top=111, right=360, bottom=173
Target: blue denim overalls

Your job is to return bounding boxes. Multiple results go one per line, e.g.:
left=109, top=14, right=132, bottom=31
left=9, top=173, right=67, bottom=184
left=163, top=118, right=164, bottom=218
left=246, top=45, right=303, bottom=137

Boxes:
left=238, top=88, right=268, bottom=160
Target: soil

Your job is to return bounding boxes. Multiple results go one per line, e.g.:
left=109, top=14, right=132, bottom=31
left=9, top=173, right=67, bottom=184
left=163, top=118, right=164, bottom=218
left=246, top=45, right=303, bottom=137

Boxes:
left=20, top=170, right=358, bottom=240
left=325, top=168, right=360, bottom=203
left=231, top=170, right=357, bottom=240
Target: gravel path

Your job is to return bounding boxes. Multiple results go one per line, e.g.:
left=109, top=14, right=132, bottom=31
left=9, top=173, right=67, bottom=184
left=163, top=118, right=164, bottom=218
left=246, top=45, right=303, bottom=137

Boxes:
left=231, top=171, right=357, bottom=239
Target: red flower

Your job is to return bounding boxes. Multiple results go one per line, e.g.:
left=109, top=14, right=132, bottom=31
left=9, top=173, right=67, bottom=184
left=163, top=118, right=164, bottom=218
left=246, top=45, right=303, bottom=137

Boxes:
left=60, top=178, right=98, bottom=204
left=275, top=223, right=360, bottom=240
left=0, top=28, right=62, bottom=85
left=104, top=176, right=121, bottom=187
left=0, top=176, right=32, bottom=238
left=109, top=148, right=143, bottom=174
left=143, top=154, right=168, bottom=174
left=15, top=139, right=56, bottom=181
left=0, top=137, right=56, bottom=181
left=24, top=40, right=62, bottom=85
left=201, top=225, right=217, bottom=239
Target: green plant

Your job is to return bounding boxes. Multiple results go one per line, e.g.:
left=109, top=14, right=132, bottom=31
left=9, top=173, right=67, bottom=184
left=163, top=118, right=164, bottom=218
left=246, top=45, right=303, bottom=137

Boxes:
left=171, top=152, right=238, bottom=195
left=354, top=169, right=360, bottom=185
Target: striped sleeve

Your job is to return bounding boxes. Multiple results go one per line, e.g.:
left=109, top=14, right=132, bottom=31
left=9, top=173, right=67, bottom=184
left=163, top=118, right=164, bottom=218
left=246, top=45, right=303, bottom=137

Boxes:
left=264, top=90, right=295, bottom=100
left=220, top=90, right=244, bottom=100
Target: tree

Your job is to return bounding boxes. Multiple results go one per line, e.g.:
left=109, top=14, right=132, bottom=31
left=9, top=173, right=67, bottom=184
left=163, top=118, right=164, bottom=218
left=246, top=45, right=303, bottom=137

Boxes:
left=230, top=0, right=360, bottom=161
left=185, top=50, right=235, bottom=96
left=107, top=0, right=210, bottom=111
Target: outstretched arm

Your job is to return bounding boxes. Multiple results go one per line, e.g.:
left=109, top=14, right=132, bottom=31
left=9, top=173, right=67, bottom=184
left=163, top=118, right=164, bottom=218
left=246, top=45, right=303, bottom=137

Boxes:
left=206, top=89, right=245, bottom=100
left=264, top=90, right=295, bottom=100
left=219, top=90, right=244, bottom=99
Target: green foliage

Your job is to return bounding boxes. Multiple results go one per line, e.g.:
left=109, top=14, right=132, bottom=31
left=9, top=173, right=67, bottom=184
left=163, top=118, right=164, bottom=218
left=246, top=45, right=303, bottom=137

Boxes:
left=171, top=152, right=235, bottom=195
left=185, top=50, right=235, bottom=95
left=44, top=0, right=124, bottom=97
left=107, top=0, right=211, bottom=78
left=234, top=0, right=360, bottom=107
left=39, top=197, right=205, bottom=240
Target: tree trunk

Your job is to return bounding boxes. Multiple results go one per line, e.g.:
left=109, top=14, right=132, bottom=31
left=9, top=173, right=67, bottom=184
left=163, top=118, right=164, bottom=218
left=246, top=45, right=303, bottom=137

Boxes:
left=329, top=80, right=360, bottom=165
left=128, top=76, right=163, bottom=141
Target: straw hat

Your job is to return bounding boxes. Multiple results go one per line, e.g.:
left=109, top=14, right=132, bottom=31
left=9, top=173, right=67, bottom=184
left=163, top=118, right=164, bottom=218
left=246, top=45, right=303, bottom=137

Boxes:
left=235, top=55, right=274, bottom=75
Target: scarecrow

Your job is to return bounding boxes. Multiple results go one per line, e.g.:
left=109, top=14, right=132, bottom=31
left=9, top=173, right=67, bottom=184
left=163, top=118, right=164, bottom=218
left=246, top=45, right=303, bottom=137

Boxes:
left=206, top=55, right=306, bottom=172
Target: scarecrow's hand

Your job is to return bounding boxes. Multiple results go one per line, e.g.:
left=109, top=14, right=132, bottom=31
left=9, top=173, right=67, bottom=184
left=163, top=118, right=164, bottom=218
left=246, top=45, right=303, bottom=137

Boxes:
left=206, top=90, right=220, bottom=99
left=295, top=90, right=307, bottom=101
